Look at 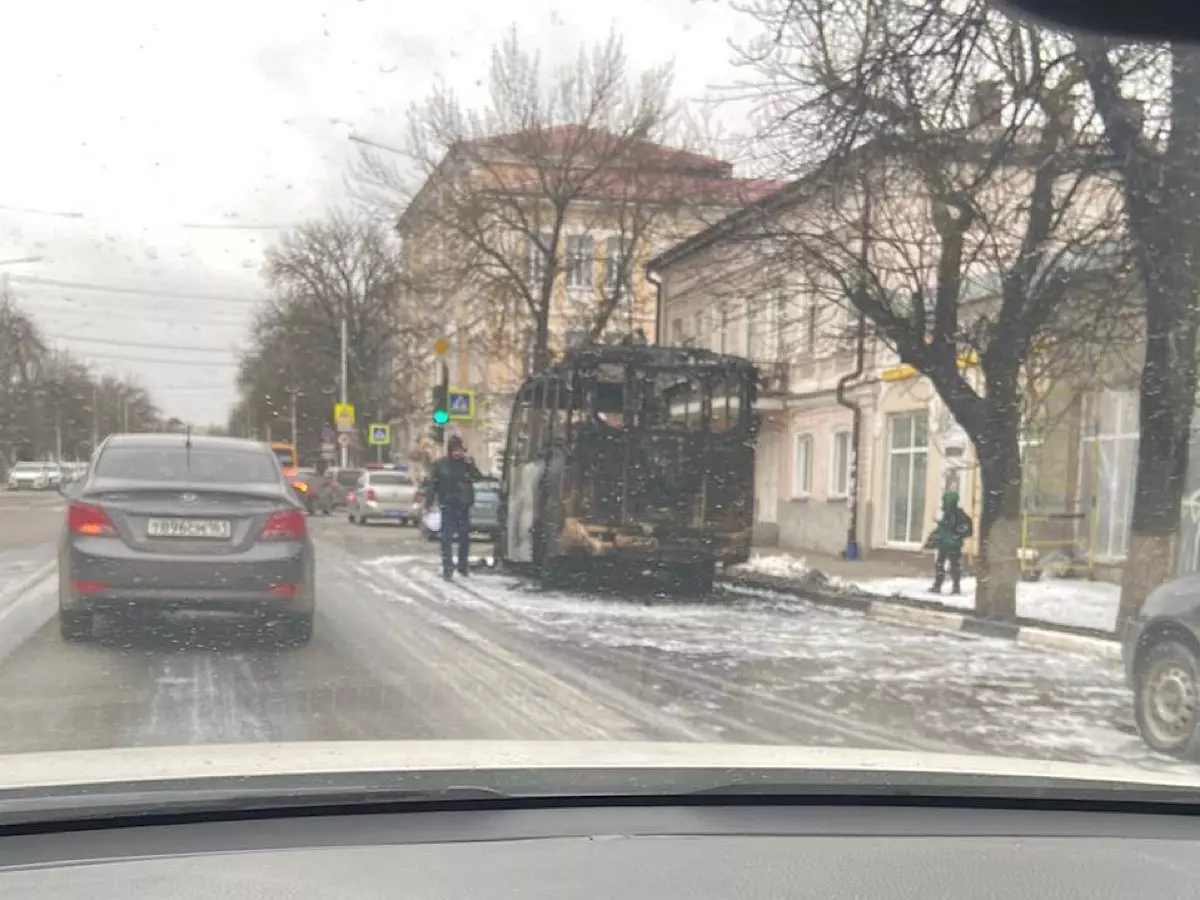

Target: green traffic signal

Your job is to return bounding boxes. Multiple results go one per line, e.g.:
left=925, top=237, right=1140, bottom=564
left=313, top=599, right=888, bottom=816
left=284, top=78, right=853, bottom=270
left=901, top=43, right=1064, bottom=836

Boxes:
left=433, top=409, right=450, bottom=425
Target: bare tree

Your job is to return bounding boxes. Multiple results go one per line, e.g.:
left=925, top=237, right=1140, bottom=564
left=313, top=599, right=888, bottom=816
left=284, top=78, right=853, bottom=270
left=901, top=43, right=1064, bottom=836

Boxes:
left=736, top=0, right=1129, bottom=617
left=1076, top=42, right=1200, bottom=623
left=353, top=28, right=725, bottom=372
left=234, top=212, right=428, bottom=457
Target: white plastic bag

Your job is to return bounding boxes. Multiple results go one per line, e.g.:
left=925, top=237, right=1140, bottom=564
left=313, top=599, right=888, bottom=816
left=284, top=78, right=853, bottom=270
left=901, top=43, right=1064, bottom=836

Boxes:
left=423, top=507, right=441, bottom=534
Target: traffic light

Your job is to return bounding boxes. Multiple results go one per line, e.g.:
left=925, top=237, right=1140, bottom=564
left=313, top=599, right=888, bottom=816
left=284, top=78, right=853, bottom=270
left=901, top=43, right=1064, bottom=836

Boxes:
left=431, top=361, right=449, bottom=444
left=432, top=384, right=449, bottom=426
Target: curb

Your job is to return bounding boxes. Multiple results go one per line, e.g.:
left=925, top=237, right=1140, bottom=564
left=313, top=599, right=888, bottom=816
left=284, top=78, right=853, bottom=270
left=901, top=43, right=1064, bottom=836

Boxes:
left=721, top=572, right=1122, bottom=663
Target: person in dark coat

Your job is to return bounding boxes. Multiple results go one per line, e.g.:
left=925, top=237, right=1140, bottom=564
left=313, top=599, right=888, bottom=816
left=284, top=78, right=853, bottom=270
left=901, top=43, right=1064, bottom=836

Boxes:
left=927, top=489, right=973, bottom=595
left=423, top=435, right=483, bottom=580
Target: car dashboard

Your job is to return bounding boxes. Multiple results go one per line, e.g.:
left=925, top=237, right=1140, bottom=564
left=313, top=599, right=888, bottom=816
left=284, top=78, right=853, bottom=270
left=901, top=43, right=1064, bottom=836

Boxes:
left=2, top=802, right=1198, bottom=898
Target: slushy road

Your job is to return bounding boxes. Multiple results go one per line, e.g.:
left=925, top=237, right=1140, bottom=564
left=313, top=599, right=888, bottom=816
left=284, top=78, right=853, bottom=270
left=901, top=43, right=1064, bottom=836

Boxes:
left=0, top=493, right=1175, bottom=775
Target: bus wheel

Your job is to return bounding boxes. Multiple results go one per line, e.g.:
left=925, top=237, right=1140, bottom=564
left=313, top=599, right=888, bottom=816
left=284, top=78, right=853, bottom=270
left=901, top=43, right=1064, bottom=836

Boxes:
left=676, top=561, right=715, bottom=596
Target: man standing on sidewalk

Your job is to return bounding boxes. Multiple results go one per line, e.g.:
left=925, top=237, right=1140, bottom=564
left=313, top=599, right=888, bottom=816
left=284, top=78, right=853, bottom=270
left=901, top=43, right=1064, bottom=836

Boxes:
left=423, top=435, right=483, bottom=580
left=927, top=490, right=973, bottom=595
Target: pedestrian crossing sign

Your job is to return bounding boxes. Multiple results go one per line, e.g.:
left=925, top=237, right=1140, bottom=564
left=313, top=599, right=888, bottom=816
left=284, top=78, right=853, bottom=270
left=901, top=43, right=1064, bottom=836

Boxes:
left=447, top=388, right=475, bottom=421
left=368, top=423, right=390, bottom=446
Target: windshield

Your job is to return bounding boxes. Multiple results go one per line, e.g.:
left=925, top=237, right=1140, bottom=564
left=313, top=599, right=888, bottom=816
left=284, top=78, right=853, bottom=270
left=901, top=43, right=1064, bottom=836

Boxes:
left=2, top=0, right=1199, bottom=809
left=93, top=446, right=280, bottom=484
left=367, top=472, right=411, bottom=486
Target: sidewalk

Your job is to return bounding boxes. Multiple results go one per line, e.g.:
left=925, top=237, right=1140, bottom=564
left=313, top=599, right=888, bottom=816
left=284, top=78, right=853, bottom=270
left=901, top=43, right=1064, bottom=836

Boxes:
left=732, top=547, right=1123, bottom=634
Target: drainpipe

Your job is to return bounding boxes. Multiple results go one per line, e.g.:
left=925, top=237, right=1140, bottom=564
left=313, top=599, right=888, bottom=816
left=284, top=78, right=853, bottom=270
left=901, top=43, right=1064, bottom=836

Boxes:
left=838, top=173, right=872, bottom=561
left=646, top=267, right=663, bottom=345
left=836, top=311, right=867, bottom=560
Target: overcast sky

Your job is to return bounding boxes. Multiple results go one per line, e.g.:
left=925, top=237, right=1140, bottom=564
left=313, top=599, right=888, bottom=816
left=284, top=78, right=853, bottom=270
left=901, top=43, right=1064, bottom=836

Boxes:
left=0, top=0, right=757, bottom=427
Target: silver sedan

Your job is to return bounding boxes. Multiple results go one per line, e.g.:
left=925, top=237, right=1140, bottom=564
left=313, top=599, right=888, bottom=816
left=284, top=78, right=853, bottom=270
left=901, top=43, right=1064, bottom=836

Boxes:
left=57, top=433, right=316, bottom=644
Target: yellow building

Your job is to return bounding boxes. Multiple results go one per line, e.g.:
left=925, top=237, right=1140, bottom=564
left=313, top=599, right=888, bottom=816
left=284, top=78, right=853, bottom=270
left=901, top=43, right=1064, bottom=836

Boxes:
left=395, top=125, right=783, bottom=473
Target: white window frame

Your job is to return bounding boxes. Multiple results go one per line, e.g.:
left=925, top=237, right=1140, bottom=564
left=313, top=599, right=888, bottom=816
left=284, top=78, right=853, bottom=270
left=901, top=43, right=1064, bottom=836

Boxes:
left=792, top=433, right=813, bottom=498
left=829, top=429, right=851, bottom=499
left=565, top=233, right=594, bottom=292
left=1080, top=389, right=1139, bottom=561
left=671, top=317, right=685, bottom=345
left=885, top=412, right=928, bottom=546
left=526, top=231, right=552, bottom=286
left=603, top=236, right=628, bottom=292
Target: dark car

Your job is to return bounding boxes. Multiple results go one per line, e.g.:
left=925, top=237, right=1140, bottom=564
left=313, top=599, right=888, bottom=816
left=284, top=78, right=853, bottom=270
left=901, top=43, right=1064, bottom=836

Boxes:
left=1123, top=573, right=1200, bottom=758
left=290, top=467, right=335, bottom=516
left=57, top=433, right=315, bottom=645
left=416, top=476, right=502, bottom=541
left=328, top=468, right=363, bottom=510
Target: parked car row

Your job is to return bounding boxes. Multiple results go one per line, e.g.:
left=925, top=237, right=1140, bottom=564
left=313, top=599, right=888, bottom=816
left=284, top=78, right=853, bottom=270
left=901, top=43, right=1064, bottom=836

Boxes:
left=6, top=460, right=88, bottom=491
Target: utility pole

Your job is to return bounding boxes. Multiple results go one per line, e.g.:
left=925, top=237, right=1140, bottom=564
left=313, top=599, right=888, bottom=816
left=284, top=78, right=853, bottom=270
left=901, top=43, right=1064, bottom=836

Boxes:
left=339, top=316, right=349, bottom=468
left=290, top=390, right=298, bottom=449
left=91, top=383, right=99, bottom=451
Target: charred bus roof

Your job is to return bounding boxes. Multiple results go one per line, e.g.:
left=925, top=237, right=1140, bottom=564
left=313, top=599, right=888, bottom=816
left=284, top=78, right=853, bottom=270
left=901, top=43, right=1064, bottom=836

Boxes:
left=541, top=345, right=756, bottom=380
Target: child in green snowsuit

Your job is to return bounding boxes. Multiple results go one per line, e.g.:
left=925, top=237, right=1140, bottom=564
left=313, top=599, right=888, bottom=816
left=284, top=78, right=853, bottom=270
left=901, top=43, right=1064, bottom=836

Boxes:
left=927, top=490, right=973, bottom=595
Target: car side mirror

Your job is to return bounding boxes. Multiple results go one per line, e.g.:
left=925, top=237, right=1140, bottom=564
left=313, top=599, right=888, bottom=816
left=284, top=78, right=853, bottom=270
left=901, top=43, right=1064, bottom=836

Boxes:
left=57, top=480, right=79, bottom=500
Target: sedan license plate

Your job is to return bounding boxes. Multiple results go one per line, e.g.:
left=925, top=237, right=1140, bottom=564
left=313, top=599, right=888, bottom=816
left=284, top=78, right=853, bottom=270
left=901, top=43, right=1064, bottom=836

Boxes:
left=147, top=518, right=232, bottom=539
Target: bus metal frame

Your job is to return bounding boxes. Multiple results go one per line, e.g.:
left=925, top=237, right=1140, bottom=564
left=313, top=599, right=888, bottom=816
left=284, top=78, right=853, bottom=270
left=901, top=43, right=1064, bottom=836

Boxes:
left=496, top=345, right=758, bottom=584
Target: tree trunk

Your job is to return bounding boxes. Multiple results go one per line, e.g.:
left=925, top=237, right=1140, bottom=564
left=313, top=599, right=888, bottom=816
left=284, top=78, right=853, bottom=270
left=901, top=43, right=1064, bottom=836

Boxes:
left=533, top=308, right=552, bottom=372
left=971, top=399, right=1022, bottom=620
left=1118, top=275, right=1195, bottom=624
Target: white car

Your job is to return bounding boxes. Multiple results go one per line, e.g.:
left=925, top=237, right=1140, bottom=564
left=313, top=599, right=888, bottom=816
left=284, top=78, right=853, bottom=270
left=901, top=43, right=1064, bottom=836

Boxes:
left=347, top=470, right=419, bottom=525
left=6, top=461, right=60, bottom=491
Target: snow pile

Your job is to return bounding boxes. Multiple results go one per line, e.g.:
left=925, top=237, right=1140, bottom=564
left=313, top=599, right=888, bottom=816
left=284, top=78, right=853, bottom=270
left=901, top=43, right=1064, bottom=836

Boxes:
left=733, top=552, right=1122, bottom=632
left=735, top=554, right=814, bottom=580
left=848, top=576, right=1122, bottom=633
left=732, top=554, right=847, bottom=595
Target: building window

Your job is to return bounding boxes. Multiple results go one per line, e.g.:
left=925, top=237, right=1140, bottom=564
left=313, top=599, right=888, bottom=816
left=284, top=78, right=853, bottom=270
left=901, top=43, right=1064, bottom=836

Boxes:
left=1081, top=389, right=1138, bottom=560
left=604, top=236, right=628, bottom=292
left=693, top=310, right=705, bottom=347
left=793, top=433, right=813, bottom=498
left=886, top=412, right=928, bottom=545
left=671, top=317, right=685, bottom=345
left=830, top=429, right=851, bottom=498
left=805, top=302, right=818, bottom=355
left=526, top=232, right=552, bottom=285
left=566, top=234, right=594, bottom=291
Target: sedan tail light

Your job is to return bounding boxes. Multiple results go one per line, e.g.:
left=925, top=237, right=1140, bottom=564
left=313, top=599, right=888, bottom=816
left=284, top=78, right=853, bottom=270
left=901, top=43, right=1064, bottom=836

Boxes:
left=67, top=502, right=117, bottom=537
left=346, top=490, right=355, bottom=502
left=366, top=489, right=377, bottom=502
left=261, top=509, right=307, bottom=541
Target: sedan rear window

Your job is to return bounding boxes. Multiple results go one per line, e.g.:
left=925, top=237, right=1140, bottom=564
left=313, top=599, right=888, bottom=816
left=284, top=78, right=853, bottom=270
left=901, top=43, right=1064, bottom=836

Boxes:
left=368, top=472, right=411, bottom=485
left=336, top=470, right=362, bottom=487
left=93, top=447, right=281, bottom=484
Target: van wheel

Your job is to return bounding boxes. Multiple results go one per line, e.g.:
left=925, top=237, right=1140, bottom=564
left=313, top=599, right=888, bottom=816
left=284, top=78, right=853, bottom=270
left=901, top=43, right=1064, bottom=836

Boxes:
left=1135, top=639, right=1200, bottom=759
left=60, top=610, right=95, bottom=642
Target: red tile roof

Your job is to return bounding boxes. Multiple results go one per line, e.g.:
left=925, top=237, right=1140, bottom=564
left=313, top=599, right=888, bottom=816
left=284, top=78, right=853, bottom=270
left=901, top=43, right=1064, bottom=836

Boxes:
left=467, top=124, right=734, bottom=176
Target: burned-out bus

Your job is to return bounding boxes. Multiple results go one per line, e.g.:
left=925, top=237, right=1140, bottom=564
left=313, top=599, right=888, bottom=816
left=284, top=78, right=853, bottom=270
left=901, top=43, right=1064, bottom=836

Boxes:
left=496, top=344, right=758, bottom=592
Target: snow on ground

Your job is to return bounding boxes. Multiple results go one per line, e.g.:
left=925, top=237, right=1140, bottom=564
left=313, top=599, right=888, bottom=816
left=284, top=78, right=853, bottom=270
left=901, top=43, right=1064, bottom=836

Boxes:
left=733, top=554, right=817, bottom=581
left=851, top=576, right=1122, bottom=632
left=361, top=555, right=1188, bottom=773
left=736, top=555, right=1122, bottom=633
